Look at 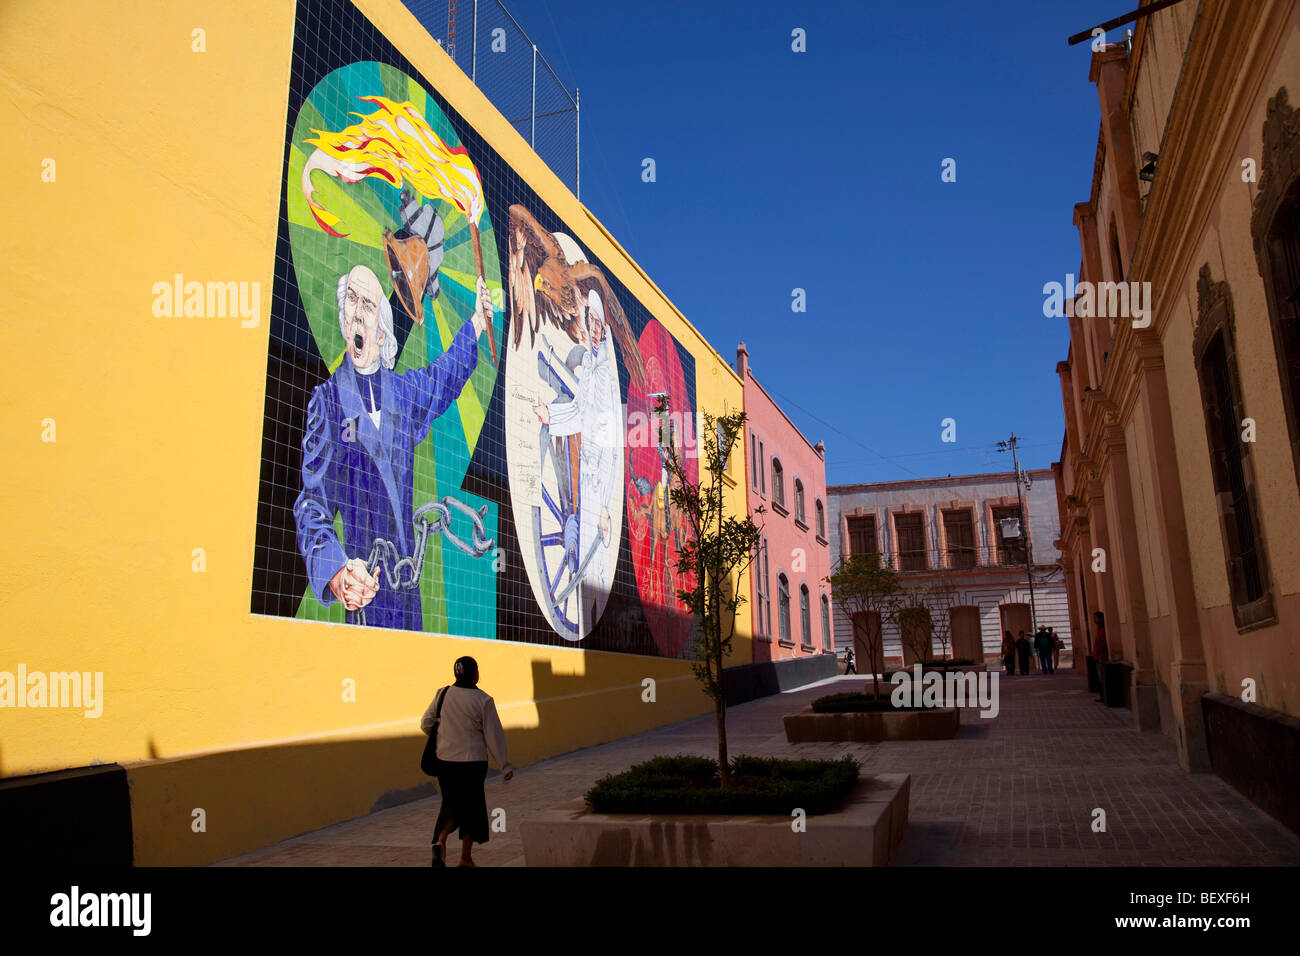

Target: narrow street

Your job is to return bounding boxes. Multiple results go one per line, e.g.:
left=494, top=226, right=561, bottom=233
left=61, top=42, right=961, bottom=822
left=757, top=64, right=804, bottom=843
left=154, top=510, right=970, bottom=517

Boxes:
left=221, top=668, right=1300, bottom=866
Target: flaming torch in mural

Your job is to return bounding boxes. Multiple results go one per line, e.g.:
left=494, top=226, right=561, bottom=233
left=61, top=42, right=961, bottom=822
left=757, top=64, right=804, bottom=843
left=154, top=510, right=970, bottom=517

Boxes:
left=301, top=95, right=497, bottom=363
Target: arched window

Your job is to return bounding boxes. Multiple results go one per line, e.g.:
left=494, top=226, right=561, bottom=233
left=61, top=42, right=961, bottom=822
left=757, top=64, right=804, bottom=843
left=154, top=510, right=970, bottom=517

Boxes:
left=778, top=574, right=790, bottom=642
left=815, top=500, right=825, bottom=538
left=794, top=479, right=805, bottom=523
left=762, top=537, right=772, bottom=638
left=772, top=458, right=785, bottom=507
left=821, top=594, right=831, bottom=649
left=799, top=584, right=811, bottom=646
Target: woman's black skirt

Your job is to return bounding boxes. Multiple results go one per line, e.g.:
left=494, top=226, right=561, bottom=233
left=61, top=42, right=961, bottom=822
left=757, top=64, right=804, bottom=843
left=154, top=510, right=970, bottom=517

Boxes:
left=435, top=760, right=490, bottom=844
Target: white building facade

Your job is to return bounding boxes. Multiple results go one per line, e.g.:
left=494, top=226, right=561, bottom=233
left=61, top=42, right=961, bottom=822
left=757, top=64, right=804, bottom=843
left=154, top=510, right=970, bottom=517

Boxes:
left=827, top=470, right=1072, bottom=666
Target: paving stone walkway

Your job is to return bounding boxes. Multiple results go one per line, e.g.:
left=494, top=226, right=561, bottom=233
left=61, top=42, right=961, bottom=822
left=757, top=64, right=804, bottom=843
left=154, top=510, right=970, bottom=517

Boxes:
left=219, top=668, right=1300, bottom=866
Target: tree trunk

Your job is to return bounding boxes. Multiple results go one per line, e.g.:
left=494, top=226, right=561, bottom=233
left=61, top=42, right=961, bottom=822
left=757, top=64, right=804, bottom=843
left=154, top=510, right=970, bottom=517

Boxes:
left=870, top=622, right=881, bottom=699
left=715, top=693, right=730, bottom=788
left=715, top=600, right=731, bottom=787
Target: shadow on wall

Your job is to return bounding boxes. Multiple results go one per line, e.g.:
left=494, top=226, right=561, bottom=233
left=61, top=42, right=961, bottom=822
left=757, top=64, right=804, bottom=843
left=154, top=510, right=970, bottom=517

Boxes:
left=0, top=652, right=709, bottom=866
left=0, top=653, right=706, bottom=866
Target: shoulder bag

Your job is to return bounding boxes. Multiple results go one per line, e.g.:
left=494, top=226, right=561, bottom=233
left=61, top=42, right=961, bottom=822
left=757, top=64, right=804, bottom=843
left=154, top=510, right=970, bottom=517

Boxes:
left=419, top=686, right=450, bottom=777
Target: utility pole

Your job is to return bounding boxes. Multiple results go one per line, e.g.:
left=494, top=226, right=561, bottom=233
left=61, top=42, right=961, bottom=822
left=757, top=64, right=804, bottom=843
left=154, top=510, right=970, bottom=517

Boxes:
left=998, top=432, right=1038, bottom=632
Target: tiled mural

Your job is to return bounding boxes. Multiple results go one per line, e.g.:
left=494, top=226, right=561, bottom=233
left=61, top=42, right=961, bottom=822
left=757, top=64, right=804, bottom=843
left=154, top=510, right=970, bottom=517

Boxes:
left=251, top=0, right=699, bottom=656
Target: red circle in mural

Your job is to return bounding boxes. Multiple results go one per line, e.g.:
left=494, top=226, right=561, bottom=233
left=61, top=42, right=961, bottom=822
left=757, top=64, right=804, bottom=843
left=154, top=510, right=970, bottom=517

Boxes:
left=624, top=319, right=699, bottom=658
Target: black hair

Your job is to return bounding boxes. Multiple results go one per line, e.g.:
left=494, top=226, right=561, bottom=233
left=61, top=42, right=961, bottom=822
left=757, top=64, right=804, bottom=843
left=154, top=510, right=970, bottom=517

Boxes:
left=453, top=656, right=479, bottom=688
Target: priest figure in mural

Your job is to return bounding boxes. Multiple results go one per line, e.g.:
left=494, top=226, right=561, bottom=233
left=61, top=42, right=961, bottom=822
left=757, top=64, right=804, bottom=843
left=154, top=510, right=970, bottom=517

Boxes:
left=293, top=261, right=493, bottom=630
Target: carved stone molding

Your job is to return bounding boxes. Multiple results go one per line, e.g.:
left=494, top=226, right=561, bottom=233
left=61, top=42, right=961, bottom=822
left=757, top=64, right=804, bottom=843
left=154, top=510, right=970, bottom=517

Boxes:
left=1247, top=85, right=1300, bottom=497
left=1193, top=263, right=1233, bottom=360
left=1131, top=328, right=1165, bottom=369
left=1100, top=421, right=1129, bottom=457
left=1082, top=386, right=1119, bottom=426
left=1251, top=87, right=1300, bottom=262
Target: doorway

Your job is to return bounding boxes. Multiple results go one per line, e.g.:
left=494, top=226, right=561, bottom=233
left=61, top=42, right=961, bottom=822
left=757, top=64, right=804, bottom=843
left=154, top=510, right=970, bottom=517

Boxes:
left=950, top=606, right=983, bottom=662
left=1000, top=602, right=1032, bottom=640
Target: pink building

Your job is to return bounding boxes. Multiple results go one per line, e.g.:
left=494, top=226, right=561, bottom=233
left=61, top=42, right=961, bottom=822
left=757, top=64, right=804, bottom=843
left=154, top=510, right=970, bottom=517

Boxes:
left=737, top=343, right=834, bottom=662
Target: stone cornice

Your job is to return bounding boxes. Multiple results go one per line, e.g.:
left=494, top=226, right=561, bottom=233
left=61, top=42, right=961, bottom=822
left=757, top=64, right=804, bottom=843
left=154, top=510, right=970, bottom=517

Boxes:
left=1089, top=45, right=1128, bottom=86
left=1084, top=478, right=1107, bottom=505
left=1100, top=421, right=1129, bottom=457
left=1126, top=0, right=1288, bottom=340
left=1082, top=0, right=1286, bottom=469
left=1082, top=387, right=1120, bottom=437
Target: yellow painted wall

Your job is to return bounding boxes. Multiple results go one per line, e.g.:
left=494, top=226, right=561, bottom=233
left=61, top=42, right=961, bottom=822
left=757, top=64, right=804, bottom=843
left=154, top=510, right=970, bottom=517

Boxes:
left=2, top=0, right=751, bottom=864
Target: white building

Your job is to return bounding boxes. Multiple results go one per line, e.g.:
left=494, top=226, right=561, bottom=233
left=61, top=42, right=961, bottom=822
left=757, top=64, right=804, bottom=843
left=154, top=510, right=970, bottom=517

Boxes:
left=827, top=470, right=1072, bottom=666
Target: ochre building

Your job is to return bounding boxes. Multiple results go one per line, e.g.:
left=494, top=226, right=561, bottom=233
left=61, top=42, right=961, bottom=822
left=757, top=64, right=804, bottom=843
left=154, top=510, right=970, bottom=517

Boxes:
left=1052, top=0, right=1300, bottom=831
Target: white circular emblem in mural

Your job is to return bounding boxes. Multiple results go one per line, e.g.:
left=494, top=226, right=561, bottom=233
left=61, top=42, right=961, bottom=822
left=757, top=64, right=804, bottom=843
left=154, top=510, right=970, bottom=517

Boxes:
left=504, top=204, right=625, bottom=640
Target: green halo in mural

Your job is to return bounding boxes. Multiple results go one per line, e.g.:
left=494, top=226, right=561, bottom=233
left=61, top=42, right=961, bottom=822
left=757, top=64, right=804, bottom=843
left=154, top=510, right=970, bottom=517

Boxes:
left=284, top=61, right=503, bottom=638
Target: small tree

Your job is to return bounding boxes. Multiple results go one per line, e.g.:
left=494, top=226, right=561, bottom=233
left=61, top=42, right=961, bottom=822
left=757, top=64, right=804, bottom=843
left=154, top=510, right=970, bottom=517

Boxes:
left=826, top=554, right=899, bottom=699
left=925, top=573, right=959, bottom=661
left=661, top=400, right=762, bottom=789
left=898, top=575, right=960, bottom=664
left=897, top=591, right=934, bottom=666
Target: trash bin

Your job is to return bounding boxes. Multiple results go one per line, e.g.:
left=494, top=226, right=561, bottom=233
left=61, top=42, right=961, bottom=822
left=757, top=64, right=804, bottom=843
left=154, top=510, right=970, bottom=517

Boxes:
left=1086, top=655, right=1102, bottom=694
left=1102, top=661, right=1128, bottom=708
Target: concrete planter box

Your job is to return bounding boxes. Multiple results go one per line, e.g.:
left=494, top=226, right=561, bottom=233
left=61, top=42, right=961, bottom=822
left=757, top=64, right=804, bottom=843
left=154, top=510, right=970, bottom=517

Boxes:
left=784, top=705, right=959, bottom=742
left=884, top=662, right=988, bottom=677
left=937, top=662, right=988, bottom=673
left=519, top=774, right=910, bottom=866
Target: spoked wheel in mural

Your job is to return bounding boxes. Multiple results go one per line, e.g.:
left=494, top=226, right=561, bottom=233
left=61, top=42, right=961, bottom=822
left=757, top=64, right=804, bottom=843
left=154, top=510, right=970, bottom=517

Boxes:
left=505, top=204, right=646, bottom=640
left=530, top=402, right=594, bottom=639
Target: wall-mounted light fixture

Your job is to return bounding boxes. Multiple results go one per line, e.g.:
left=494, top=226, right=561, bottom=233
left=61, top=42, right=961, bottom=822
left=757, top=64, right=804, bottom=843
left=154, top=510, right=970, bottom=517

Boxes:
left=1139, top=151, right=1158, bottom=182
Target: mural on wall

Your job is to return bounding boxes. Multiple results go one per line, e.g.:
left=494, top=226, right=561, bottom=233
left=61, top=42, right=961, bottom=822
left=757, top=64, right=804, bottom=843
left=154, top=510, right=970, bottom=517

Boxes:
left=281, top=62, right=504, bottom=636
left=252, top=0, right=701, bottom=657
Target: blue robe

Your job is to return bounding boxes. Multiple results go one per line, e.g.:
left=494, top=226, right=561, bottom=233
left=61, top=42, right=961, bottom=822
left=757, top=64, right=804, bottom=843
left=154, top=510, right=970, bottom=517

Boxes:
left=293, top=322, right=478, bottom=630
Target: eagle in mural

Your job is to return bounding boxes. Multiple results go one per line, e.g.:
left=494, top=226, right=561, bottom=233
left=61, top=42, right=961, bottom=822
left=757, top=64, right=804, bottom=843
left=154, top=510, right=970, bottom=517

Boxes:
left=507, top=203, right=646, bottom=390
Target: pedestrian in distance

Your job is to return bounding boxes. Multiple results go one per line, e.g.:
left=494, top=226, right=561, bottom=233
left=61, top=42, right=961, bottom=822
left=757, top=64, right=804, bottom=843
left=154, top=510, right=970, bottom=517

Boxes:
left=844, top=647, right=857, bottom=675
left=1051, top=627, right=1064, bottom=671
left=1034, top=626, right=1054, bottom=673
left=1001, top=629, right=1017, bottom=676
left=1092, top=611, right=1109, bottom=702
left=1092, top=612, right=1109, bottom=663
left=1015, top=629, right=1032, bottom=676
left=420, top=656, right=514, bottom=867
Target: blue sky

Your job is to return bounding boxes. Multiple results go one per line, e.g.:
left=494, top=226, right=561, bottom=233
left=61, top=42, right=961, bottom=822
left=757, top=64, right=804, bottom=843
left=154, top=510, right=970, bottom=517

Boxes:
left=498, top=0, right=1128, bottom=483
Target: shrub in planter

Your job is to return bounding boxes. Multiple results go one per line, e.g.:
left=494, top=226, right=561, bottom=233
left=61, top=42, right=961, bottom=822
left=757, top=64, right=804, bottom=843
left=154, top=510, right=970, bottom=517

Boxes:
left=584, top=754, right=859, bottom=816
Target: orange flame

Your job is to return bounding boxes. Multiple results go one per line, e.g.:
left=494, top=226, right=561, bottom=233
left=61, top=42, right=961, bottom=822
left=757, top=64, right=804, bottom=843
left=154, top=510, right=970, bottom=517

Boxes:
left=303, top=95, right=484, bottom=237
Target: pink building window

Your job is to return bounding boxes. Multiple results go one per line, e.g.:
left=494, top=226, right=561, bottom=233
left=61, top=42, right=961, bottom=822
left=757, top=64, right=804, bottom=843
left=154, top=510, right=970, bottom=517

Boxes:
left=778, top=574, right=791, bottom=642
left=799, top=584, right=811, bottom=647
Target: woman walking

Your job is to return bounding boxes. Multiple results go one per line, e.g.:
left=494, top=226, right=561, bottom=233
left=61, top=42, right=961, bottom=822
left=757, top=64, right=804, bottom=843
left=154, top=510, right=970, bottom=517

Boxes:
left=1002, top=629, right=1016, bottom=676
left=420, top=656, right=514, bottom=867
left=1051, top=628, right=1064, bottom=672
